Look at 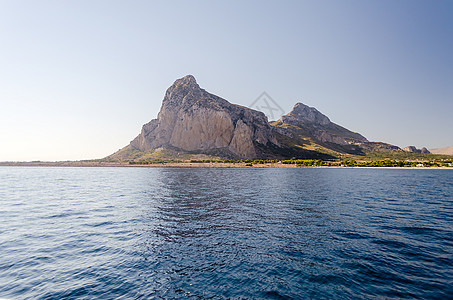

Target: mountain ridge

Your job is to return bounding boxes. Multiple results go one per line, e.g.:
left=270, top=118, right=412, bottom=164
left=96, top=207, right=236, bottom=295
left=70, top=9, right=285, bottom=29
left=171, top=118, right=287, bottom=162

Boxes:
left=107, top=75, right=442, bottom=161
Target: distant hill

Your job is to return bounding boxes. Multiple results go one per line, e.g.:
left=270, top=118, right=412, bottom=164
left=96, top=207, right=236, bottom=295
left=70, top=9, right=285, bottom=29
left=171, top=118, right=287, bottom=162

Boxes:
left=430, top=146, right=453, bottom=155
left=106, top=75, right=413, bottom=162
left=402, top=146, right=430, bottom=154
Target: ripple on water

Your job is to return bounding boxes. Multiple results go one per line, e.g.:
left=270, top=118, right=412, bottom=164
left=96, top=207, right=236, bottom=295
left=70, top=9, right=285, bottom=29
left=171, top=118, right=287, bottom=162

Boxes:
left=0, top=167, right=452, bottom=299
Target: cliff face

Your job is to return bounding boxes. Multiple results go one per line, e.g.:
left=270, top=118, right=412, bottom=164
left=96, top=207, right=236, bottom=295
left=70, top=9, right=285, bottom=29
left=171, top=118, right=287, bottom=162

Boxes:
left=108, top=75, right=409, bottom=162
left=130, top=75, right=278, bottom=158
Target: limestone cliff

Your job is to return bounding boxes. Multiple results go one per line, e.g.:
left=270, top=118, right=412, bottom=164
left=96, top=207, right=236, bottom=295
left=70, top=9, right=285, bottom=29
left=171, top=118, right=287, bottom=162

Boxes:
left=129, top=75, right=278, bottom=158
left=108, top=76, right=411, bottom=161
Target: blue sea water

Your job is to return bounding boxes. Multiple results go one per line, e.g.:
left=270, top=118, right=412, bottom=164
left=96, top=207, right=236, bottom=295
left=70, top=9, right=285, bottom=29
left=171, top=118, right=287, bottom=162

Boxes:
left=0, top=167, right=452, bottom=299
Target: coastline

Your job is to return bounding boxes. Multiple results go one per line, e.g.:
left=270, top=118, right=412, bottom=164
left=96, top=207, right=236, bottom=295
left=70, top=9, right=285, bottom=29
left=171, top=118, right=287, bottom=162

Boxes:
left=1, top=161, right=452, bottom=169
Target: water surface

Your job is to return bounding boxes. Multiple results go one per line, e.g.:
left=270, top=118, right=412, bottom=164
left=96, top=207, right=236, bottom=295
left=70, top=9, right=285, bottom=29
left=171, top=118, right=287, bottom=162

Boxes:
left=0, top=167, right=452, bottom=298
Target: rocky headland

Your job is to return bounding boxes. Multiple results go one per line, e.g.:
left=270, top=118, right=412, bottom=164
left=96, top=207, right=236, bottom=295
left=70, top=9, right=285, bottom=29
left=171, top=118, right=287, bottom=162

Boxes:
left=107, top=75, right=445, bottom=162
left=127, top=75, right=278, bottom=159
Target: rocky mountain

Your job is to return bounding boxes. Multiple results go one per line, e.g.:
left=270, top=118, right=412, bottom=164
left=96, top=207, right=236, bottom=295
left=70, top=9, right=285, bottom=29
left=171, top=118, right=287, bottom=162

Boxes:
left=107, top=75, right=426, bottom=161
left=126, top=75, right=279, bottom=159
left=429, top=146, right=453, bottom=155
left=271, top=103, right=401, bottom=155
left=402, top=146, right=430, bottom=154
left=276, top=102, right=366, bottom=144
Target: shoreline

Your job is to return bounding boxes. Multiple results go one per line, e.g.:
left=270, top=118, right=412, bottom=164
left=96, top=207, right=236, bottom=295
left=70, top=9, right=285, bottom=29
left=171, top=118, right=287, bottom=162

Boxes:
left=1, top=161, right=452, bottom=169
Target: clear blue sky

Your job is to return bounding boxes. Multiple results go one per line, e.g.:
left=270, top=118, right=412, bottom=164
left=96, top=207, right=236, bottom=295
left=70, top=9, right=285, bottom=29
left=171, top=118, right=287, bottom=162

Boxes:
left=1, top=0, right=452, bottom=161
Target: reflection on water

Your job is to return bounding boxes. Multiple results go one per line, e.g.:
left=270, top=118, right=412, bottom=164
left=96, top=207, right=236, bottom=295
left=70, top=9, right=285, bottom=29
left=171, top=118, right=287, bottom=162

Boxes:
left=0, top=167, right=452, bottom=298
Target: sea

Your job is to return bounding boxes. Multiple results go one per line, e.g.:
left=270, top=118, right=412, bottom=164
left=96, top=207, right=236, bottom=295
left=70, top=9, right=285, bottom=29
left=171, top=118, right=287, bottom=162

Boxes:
left=0, top=167, right=452, bottom=299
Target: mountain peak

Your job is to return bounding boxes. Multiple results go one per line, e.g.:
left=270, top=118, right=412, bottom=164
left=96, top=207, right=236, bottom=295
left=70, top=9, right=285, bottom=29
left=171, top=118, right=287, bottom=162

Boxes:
left=276, top=101, right=368, bottom=150
left=167, top=75, right=200, bottom=94
left=285, top=102, right=331, bottom=126
left=402, top=146, right=430, bottom=154
left=162, top=75, right=202, bottom=108
left=128, top=75, right=279, bottom=158
left=173, top=74, right=198, bottom=87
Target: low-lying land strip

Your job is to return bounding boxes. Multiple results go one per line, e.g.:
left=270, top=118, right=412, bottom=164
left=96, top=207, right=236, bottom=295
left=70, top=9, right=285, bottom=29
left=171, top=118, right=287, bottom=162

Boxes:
left=1, top=158, right=452, bottom=168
